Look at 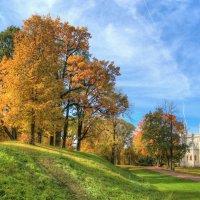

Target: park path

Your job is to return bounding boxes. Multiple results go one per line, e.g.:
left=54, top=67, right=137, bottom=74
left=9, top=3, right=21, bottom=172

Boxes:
left=144, top=167, right=200, bottom=182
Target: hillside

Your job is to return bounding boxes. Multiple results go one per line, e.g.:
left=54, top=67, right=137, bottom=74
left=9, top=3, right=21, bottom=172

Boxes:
left=0, top=142, right=165, bottom=200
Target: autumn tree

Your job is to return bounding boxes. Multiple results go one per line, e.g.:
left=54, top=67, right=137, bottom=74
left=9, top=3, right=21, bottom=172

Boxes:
left=102, top=90, right=129, bottom=164
left=0, top=26, right=20, bottom=139
left=162, top=102, right=188, bottom=170
left=114, top=119, right=134, bottom=164
left=141, top=108, right=166, bottom=166
left=133, top=122, right=150, bottom=157
left=81, top=117, right=134, bottom=164
left=0, top=57, right=17, bottom=140
left=141, top=104, right=187, bottom=170
left=1, top=15, right=64, bottom=144
left=64, top=56, right=121, bottom=151
left=133, top=122, right=155, bottom=166
left=57, top=23, right=91, bottom=148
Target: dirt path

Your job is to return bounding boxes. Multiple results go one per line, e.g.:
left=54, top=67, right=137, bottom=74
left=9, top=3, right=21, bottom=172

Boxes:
left=144, top=167, right=200, bottom=182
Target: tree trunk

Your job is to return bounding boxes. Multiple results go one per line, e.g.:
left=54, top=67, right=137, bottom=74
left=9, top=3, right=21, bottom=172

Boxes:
left=12, top=127, right=17, bottom=140
left=2, top=125, right=13, bottom=140
left=62, top=101, right=70, bottom=148
left=170, top=148, right=173, bottom=170
left=53, top=132, right=56, bottom=146
left=76, top=139, right=81, bottom=151
left=113, top=147, right=118, bottom=165
left=56, top=131, right=61, bottom=146
left=37, top=129, right=42, bottom=143
left=112, top=116, right=117, bottom=165
left=30, top=122, right=35, bottom=145
left=129, top=153, right=132, bottom=165
left=30, top=110, right=35, bottom=145
left=50, top=136, right=54, bottom=146
left=76, top=121, right=82, bottom=151
left=170, top=115, right=174, bottom=170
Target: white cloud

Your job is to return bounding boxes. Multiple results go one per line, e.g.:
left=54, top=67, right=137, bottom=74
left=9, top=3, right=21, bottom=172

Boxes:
left=90, top=9, right=191, bottom=99
left=103, top=24, right=136, bottom=59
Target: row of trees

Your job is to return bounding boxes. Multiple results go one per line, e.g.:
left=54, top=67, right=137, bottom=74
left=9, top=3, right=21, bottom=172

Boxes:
left=133, top=102, right=188, bottom=170
left=81, top=117, right=134, bottom=165
left=0, top=15, right=134, bottom=164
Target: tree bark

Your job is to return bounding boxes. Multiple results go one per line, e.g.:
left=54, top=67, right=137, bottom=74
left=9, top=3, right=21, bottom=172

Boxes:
left=11, top=127, right=17, bottom=140
left=30, top=110, right=35, bottom=145
left=112, top=116, right=117, bottom=165
left=76, top=121, right=82, bottom=151
left=56, top=131, right=61, bottom=146
left=2, top=125, right=13, bottom=140
left=30, top=122, right=35, bottom=145
left=62, top=101, right=70, bottom=148
left=37, top=129, right=42, bottom=143
left=170, top=115, right=174, bottom=170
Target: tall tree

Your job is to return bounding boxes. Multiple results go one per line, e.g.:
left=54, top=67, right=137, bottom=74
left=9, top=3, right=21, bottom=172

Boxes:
left=103, top=91, right=129, bottom=164
left=133, top=121, right=150, bottom=157
left=162, top=102, right=187, bottom=170
left=81, top=117, right=134, bottom=164
left=0, top=26, right=20, bottom=139
left=141, top=108, right=165, bottom=166
left=141, top=104, right=187, bottom=170
left=58, top=23, right=91, bottom=148
left=1, top=15, right=64, bottom=144
left=65, top=56, right=121, bottom=151
left=114, top=119, right=134, bottom=164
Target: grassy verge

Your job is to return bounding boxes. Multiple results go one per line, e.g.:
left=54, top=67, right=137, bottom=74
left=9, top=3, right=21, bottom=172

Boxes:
left=125, top=166, right=200, bottom=200
left=175, top=167, right=200, bottom=176
left=0, top=142, right=165, bottom=200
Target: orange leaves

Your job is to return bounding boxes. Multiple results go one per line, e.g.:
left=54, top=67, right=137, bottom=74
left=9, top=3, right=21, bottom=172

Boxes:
left=0, top=15, right=65, bottom=134
left=162, top=113, right=177, bottom=122
left=137, top=121, right=144, bottom=129
left=58, top=22, right=91, bottom=56
left=133, top=125, right=149, bottom=156
left=65, top=54, right=122, bottom=112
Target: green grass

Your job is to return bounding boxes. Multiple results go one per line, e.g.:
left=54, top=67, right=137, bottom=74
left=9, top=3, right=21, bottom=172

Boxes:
left=126, top=166, right=200, bottom=200
left=0, top=142, right=165, bottom=200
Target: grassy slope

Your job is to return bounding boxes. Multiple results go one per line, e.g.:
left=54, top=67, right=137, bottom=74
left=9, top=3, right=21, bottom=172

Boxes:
left=127, top=167, right=200, bottom=200
left=0, top=142, right=164, bottom=200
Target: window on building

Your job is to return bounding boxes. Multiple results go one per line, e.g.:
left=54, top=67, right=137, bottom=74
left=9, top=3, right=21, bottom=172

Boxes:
left=187, top=156, right=188, bottom=161
left=190, top=155, right=192, bottom=161
left=194, top=155, right=197, bottom=161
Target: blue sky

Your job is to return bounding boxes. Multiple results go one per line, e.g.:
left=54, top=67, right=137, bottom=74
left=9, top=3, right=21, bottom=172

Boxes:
left=0, top=0, right=200, bottom=133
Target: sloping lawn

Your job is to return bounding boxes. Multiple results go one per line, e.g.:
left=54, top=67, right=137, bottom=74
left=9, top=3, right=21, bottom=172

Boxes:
left=0, top=142, right=166, bottom=200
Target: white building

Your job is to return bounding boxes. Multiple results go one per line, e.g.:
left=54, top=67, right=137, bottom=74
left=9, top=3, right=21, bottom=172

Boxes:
left=180, top=134, right=200, bottom=167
